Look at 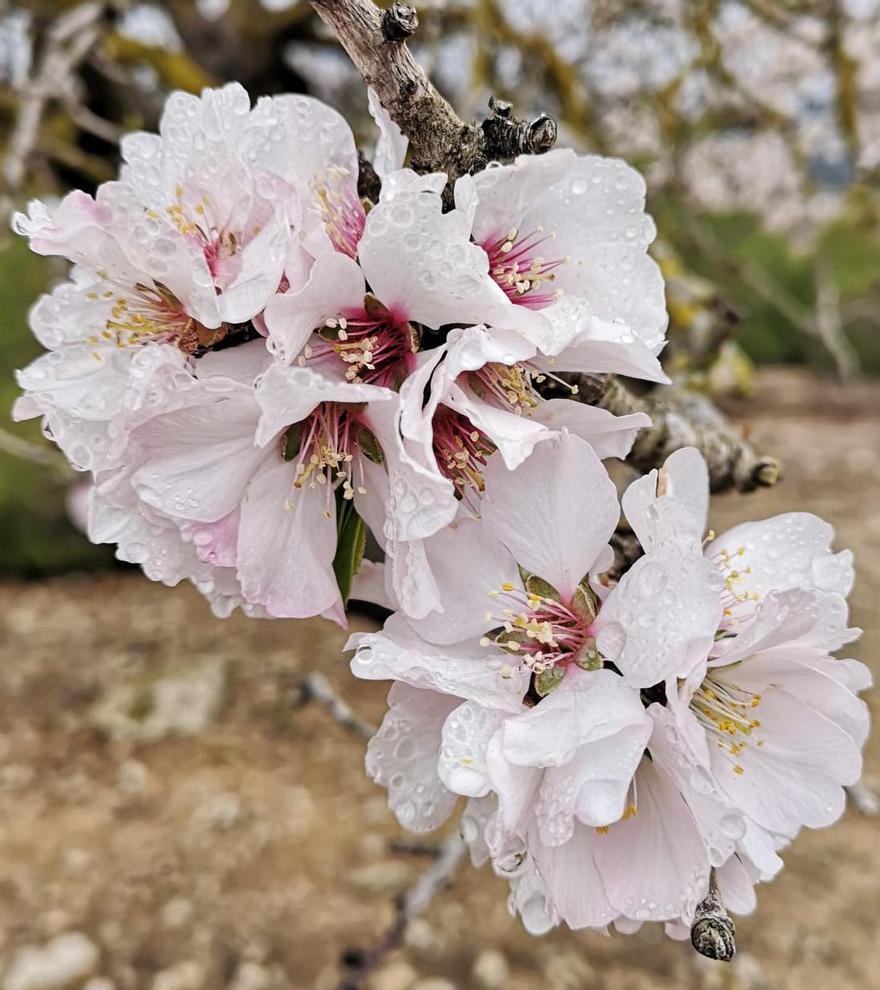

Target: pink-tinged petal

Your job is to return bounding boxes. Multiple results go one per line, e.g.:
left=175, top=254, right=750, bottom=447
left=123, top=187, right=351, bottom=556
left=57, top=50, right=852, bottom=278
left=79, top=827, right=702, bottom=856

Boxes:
left=536, top=716, right=652, bottom=844
left=710, top=688, right=862, bottom=836
left=131, top=389, right=267, bottom=523
left=263, top=252, right=366, bottom=364
left=251, top=92, right=358, bottom=197
left=531, top=824, right=617, bottom=930
left=622, top=447, right=709, bottom=553
left=707, top=512, right=854, bottom=603
left=739, top=819, right=785, bottom=879
left=650, top=706, right=745, bottom=868
left=507, top=863, right=558, bottom=935
left=531, top=399, right=650, bottom=461
left=253, top=362, right=382, bottom=447
left=712, top=589, right=858, bottom=666
left=412, top=517, right=520, bottom=645
left=350, top=560, right=396, bottom=611
left=237, top=459, right=342, bottom=620
left=194, top=338, right=272, bottom=385
left=438, top=701, right=507, bottom=798
left=466, top=149, right=668, bottom=349
left=548, top=335, right=669, bottom=382
left=485, top=733, right=541, bottom=834
left=368, top=89, right=408, bottom=178
left=386, top=536, right=443, bottom=621
left=716, top=855, right=758, bottom=916
left=180, top=510, right=240, bottom=568
left=348, top=614, right=529, bottom=712
left=366, top=683, right=459, bottom=832
left=358, top=390, right=457, bottom=543
left=710, top=688, right=862, bottom=835
left=12, top=191, right=120, bottom=266
left=216, top=209, right=288, bottom=323
left=358, top=184, right=509, bottom=329
left=446, top=384, right=548, bottom=470
left=596, top=548, right=723, bottom=688
left=594, top=755, right=710, bottom=924
left=718, top=650, right=870, bottom=748
left=502, top=668, right=648, bottom=768
left=481, top=432, right=620, bottom=599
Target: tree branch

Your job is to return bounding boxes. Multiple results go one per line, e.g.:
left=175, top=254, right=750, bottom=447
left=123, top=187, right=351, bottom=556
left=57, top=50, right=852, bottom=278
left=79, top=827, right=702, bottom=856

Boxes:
left=292, top=672, right=376, bottom=741
left=3, top=3, right=108, bottom=200
left=307, top=0, right=556, bottom=181
left=570, top=374, right=781, bottom=494
left=339, top=831, right=466, bottom=989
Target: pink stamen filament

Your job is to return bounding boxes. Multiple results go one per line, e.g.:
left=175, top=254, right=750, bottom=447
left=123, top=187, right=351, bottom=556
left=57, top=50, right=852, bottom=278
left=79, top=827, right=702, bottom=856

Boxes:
left=482, top=585, right=589, bottom=674
left=305, top=310, right=415, bottom=387
left=480, top=226, right=566, bottom=310
left=431, top=406, right=497, bottom=505
left=288, top=402, right=371, bottom=518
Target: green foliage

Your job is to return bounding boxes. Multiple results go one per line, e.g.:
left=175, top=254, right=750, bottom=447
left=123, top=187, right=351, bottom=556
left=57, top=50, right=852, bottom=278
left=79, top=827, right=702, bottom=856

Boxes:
left=655, top=199, right=880, bottom=375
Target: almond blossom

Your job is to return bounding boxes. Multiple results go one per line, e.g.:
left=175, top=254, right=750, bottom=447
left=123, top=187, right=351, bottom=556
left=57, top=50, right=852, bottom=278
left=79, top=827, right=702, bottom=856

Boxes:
left=349, top=434, right=722, bottom=931
left=11, top=83, right=293, bottom=473
left=350, top=438, right=869, bottom=936
left=455, top=148, right=668, bottom=372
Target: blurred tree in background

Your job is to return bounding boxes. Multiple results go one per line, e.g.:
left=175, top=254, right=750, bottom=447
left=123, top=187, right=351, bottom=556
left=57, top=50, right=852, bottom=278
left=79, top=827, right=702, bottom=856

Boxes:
left=2, top=0, right=879, bottom=574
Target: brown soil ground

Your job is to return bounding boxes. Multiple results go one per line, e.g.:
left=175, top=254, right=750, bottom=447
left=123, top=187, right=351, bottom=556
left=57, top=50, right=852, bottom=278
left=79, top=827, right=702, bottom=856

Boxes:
left=0, top=369, right=878, bottom=990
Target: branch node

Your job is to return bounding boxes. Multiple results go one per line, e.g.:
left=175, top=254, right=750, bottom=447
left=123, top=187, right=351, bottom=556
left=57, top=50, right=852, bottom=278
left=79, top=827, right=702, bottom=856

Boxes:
left=691, top=869, right=736, bottom=962
left=382, top=3, right=419, bottom=42
left=524, top=114, right=558, bottom=154
left=481, top=97, right=558, bottom=163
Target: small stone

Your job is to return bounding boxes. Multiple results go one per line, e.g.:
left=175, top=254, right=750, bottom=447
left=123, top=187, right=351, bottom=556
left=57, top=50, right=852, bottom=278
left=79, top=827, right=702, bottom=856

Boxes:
left=229, top=962, right=273, bottom=990
left=403, top=920, right=441, bottom=955
left=92, top=658, right=227, bottom=742
left=150, top=962, right=203, bottom=990
left=83, top=980, right=115, bottom=990
left=370, top=961, right=417, bottom=990
left=116, top=759, right=151, bottom=795
left=4, top=932, right=100, bottom=990
left=347, top=861, right=412, bottom=893
left=160, top=898, right=193, bottom=929
left=472, top=949, right=508, bottom=989
left=540, top=949, right=596, bottom=989
left=190, top=792, right=243, bottom=831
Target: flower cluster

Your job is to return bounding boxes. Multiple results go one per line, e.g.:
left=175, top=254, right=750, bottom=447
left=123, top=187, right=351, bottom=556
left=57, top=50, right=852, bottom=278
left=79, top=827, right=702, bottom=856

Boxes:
left=350, top=438, right=868, bottom=935
left=13, top=83, right=666, bottom=622
left=13, top=83, right=868, bottom=941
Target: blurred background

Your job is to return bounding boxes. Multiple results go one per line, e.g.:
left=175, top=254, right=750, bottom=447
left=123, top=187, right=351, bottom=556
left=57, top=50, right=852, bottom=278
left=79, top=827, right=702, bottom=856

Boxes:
left=0, top=3, right=878, bottom=989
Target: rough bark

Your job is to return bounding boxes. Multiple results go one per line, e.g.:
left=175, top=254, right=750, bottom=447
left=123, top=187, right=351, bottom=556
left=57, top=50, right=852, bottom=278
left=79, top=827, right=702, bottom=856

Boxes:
left=308, top=0, right=556, bottom=181
left=571, top=375, right=781, bottom=494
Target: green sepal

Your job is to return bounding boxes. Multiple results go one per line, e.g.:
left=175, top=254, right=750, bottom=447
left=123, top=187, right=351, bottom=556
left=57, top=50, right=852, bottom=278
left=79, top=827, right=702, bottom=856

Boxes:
left=571, top=581, right=598, bottom=623
left=332, top=491, right=367, bottom=605
left=525, top=574, right=561, bottom=603
left=356, top=424, right=385, bottom=465
left=535, top=666, right=566, bottom=697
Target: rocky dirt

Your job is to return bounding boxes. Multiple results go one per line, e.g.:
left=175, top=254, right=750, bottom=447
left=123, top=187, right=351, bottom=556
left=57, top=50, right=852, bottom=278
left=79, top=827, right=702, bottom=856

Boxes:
left=0, top=369, right=877, bottom=990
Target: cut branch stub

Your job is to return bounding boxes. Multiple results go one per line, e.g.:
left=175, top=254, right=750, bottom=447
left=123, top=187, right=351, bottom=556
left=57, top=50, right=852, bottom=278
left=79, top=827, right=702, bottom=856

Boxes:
left=691, top=869, right=736, bottom=961
left=480, top=96, right=558, bottom=164
left=381, top=2, right=418, bottom=41
left=308, top=0, right=557, bottom=184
